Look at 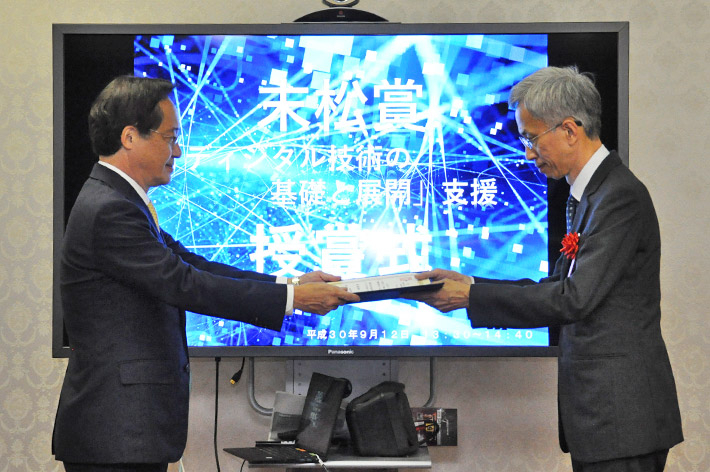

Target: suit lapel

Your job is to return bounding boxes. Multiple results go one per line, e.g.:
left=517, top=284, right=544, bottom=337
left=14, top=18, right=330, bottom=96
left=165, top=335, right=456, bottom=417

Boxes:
left=89, top=163, right=165, bottom=243
left=571, top=151, right=622, bottom=235
left=563, top=151, right=622, bottom=279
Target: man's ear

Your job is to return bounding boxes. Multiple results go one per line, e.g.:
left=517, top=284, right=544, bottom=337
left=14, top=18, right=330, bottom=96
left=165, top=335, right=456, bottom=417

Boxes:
left=561, top=118, right=581, bottom=143
left=121, top=126, right=138, bottom=149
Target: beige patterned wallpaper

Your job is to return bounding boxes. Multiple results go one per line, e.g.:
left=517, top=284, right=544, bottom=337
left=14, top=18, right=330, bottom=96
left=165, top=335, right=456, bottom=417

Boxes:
left=1, top=1, right=708, bottom=471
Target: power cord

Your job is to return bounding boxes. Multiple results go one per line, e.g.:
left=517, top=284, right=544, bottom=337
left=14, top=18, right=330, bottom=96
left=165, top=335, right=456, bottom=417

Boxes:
left=215, top=357, right=246, bottom=472
left=314, top=452, right=330, bottom=471
left=214, top=356, right=221, bottom=472
left=230, top=357, right=246, bottom=385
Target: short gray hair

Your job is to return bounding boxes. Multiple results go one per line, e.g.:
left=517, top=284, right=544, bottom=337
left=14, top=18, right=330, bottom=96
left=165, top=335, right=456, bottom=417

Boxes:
left=508, top=66, right=602, bottom=139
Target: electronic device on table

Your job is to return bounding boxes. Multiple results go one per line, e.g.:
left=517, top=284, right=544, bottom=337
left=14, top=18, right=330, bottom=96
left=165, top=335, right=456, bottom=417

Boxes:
left=224, top=372, right=351, bottom=465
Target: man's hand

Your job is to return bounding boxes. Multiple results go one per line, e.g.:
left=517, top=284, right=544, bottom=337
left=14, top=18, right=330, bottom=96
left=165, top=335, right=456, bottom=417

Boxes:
left=293, top=284, right=360, bottom=315
left=415, top=269, right=473, bottom=285
left=299, top=270, right=342, bottom=284
left=406, top=279, right=470, bottom=313
left=408, top=269, right=472, bottom=313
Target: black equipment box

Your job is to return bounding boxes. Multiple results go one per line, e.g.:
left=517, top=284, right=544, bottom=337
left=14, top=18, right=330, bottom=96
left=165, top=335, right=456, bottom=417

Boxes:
left=345, top=381, right=419, bottom=457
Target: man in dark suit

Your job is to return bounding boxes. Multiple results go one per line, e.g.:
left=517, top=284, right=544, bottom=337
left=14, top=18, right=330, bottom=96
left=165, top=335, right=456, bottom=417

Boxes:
left=410, top=66, right=683, bottom=471
left=53, top=76, right=360, bottom=472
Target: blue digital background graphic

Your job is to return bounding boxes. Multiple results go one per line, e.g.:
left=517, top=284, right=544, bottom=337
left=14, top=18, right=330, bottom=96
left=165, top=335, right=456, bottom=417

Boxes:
left=134, top=32, right=550, bottom=348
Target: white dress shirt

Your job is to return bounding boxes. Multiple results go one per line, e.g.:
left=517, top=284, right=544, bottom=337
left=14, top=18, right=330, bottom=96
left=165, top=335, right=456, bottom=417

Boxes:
left=569, top=144, right=609, bottom=201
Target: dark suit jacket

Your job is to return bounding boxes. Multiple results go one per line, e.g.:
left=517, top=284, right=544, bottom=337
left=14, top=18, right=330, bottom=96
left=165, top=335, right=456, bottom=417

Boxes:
left=468, top=151, right=683, bottom=462
left=53, top=164, right=289, bottom=464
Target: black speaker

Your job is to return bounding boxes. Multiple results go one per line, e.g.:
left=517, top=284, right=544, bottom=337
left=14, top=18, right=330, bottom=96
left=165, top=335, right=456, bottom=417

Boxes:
left=346, top=381, right=418, bottom=456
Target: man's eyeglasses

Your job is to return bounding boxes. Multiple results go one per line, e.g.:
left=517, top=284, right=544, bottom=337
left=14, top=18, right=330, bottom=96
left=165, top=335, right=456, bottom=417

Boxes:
left=150, top=129, right=181, bottom=146
left=518, top=119, right=583, bottom=150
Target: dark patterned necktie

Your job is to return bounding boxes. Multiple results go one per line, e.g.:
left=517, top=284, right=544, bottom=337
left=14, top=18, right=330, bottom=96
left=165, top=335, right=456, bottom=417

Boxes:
left=566, top=195, right=578, bottom=233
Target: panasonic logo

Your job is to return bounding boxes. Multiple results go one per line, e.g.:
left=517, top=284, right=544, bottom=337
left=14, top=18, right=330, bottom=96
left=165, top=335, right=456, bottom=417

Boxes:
left=327, top=349, right=355, bottom=355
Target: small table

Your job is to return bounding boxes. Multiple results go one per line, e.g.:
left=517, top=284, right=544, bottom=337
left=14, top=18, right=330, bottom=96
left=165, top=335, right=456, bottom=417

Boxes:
left=226, top=443, right=431, bottom=471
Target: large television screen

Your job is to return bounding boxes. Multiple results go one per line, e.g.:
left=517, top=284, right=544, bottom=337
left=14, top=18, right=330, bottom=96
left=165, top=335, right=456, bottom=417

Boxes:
left=53, top=21, right=628, bottom=358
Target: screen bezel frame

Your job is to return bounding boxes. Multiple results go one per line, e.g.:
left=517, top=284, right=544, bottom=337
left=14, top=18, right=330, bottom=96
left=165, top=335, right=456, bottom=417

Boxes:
left=52, top=21, right=629, bottom=359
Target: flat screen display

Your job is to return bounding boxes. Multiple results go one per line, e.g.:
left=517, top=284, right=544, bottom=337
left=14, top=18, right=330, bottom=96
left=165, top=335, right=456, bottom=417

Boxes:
left=53, top=22, right=628, bottom=357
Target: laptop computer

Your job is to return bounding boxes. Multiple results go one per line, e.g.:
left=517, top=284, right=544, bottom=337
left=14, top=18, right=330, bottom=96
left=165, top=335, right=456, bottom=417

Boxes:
left=224, top=372, right=351, bottom=465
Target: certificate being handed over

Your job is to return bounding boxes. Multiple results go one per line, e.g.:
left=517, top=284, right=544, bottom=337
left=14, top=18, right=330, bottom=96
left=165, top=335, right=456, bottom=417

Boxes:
left=328, top=273, right=443, bottom=303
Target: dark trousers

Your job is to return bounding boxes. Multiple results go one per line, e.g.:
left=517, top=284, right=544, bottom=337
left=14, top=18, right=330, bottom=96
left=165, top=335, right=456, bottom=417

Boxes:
left=63, top=463, right=168, bottom=472
left=571, top=449, right=669, bottom=472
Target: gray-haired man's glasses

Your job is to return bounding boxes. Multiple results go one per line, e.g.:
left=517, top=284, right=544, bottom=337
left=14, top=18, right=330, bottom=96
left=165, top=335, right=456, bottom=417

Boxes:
left=518, top=119, right=583, bottom=150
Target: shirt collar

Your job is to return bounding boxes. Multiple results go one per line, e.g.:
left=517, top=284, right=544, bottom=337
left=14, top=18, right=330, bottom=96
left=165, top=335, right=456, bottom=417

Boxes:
left=569, top=144, right=609, bottom=201
left=97, top=161, right=152, bottom=208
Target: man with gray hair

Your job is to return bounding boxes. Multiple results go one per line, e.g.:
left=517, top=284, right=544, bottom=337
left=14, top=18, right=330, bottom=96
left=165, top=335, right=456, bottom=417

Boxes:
left=410, top=66, right=683, bottom=471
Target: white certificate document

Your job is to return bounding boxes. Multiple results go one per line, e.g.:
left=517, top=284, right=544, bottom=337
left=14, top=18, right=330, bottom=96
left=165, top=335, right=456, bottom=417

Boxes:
left=329, top=273, right=443, bottom=302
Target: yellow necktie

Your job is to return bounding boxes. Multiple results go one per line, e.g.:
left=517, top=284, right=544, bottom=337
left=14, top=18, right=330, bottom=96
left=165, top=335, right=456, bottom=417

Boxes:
left=147, top=200, right=160, bottom=229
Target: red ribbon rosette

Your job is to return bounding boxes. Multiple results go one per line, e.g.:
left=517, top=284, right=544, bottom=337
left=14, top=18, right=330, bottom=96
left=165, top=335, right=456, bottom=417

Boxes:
left=560, top=232, right=580, bottom=260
